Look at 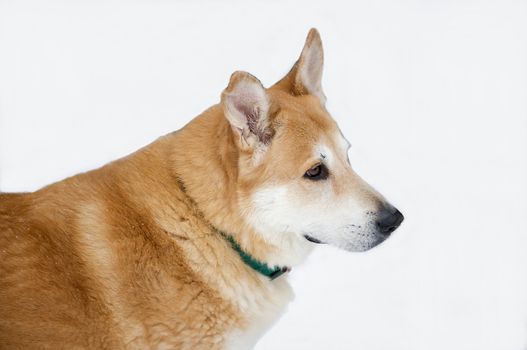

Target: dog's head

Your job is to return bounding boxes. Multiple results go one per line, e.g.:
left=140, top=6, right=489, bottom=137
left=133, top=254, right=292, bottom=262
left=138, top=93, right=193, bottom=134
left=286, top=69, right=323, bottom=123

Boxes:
left=221, top=29, right=403, bottom=253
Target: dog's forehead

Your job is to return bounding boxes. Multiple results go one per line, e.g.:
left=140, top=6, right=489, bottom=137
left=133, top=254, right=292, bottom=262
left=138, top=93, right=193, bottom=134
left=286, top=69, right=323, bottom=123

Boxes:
left=270, top=96, right=349, bottom=155
left=270, top=94, right=335, bottom=134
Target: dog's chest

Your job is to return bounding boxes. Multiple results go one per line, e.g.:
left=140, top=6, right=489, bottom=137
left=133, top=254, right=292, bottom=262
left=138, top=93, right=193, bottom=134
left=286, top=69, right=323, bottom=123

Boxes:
left=222, top=277, right=294, bottom=349
left=114, top=273, right=293, bottom=350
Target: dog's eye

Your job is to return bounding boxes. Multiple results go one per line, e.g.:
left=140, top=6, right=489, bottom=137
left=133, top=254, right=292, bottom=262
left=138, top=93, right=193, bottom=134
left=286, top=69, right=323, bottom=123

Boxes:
left=304, top=163, right=328, bottom=181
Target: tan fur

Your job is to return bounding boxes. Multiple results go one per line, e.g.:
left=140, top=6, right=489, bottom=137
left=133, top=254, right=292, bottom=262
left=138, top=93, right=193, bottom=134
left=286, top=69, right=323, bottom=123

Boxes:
left=0, top=29, right=355, bottom=349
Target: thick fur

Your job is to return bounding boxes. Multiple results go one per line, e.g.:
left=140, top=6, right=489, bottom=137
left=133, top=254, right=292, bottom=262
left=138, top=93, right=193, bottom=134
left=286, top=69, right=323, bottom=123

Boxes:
left=0, top=105, right=295, bottom=349
left=0, top=29, right=400, bottom=349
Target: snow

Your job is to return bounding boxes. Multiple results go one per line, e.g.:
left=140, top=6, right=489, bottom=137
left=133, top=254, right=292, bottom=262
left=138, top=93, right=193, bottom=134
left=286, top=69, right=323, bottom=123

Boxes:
left=1, top=1, right=526, bottom=349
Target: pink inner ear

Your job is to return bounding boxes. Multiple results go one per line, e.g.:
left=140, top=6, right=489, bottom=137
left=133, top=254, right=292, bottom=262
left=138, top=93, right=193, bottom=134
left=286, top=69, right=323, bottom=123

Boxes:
left=300, top=44, right=323, bottom=93
left=306, top=53, right=322, bottom=84
left=234, top=101, right=272, bottom=144
left=233, top=98, right=259, bottom=135
left=223, top=73, right=272, bottom=145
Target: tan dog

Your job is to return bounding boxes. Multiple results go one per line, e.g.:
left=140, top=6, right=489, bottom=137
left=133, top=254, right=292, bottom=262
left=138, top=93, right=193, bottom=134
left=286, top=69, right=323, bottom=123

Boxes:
left=0, top=29, right=403, bottom=349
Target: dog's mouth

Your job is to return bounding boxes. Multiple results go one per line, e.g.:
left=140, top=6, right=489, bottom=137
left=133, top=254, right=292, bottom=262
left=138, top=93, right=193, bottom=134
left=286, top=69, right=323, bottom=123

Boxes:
left=303, top=235, right=325, bottom=244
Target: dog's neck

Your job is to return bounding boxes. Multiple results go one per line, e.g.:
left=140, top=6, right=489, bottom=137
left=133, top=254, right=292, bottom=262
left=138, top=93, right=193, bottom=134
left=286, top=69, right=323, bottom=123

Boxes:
left=168, top=105, right=312, bottom=268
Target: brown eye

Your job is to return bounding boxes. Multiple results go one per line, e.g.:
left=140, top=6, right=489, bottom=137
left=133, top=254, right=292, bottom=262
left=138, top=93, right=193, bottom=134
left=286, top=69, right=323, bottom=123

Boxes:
left=304, top=163, right=329, bottom=181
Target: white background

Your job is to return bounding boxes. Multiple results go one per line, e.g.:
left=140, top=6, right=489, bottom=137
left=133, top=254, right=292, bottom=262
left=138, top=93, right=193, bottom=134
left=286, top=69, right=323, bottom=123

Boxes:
left=1, top=1, right=526, bottom=349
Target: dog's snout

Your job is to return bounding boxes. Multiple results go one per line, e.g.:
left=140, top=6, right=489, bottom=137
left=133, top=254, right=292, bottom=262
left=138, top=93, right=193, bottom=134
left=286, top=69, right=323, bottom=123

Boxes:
left=375, top=208, right=404, bottom=236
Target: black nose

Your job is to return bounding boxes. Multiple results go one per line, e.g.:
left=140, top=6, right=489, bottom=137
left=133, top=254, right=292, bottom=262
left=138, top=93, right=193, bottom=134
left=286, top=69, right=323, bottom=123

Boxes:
left=376, top=208, right=404, bottom=236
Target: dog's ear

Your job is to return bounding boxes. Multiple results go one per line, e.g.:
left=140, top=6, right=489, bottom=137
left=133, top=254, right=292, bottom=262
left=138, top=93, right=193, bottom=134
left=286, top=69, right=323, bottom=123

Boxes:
left=273, top=28, right=326, bottom=104
left=221, top=71, right=272, bottom=150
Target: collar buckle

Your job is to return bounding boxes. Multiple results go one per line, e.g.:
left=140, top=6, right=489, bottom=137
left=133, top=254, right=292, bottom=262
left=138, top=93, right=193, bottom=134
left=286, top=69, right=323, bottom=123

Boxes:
left=269, top=266, right=290, bottom=280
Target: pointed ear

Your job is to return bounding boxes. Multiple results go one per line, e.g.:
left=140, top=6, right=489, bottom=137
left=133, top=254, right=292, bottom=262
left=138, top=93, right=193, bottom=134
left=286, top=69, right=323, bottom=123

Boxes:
left=273, top=28, right=326, bottom=104
left=221, top=71, right=273, bottom=150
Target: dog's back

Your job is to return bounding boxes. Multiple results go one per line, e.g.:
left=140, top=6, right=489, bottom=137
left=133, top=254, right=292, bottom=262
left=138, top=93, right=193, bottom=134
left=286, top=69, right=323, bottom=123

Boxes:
left=0, top=153, right=242, bottom=349
left=0, top=185, right=126, bottom=348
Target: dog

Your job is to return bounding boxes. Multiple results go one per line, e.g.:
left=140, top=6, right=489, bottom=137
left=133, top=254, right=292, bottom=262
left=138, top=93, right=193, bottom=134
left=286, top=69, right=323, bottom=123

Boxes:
left=0, top=29, right=403, bottom=349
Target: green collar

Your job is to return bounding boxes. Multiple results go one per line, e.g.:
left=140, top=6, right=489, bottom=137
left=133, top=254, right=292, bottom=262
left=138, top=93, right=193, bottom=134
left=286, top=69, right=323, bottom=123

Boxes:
left=220, top=232, right=290, bottom=280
